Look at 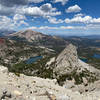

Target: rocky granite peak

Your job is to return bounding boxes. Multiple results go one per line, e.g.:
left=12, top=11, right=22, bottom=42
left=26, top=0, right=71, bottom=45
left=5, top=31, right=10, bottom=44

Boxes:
left=54, top=44, right=79, bottom=77
left=52, top=44, right=100, bottom=86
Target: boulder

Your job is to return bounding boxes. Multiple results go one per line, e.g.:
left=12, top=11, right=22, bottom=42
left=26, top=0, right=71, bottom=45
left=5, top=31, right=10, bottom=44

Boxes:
left=57, top=94, right=70, bottom=100
left=13, top=90, right=22, bottom=96
left=0, top=65, right=8, bottom=73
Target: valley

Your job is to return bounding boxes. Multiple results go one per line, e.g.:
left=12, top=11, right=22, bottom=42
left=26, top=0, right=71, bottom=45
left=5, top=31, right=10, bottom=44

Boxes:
left=1, top=30, right=100, bottom=82
left=0, top=30, right=67, bottom=79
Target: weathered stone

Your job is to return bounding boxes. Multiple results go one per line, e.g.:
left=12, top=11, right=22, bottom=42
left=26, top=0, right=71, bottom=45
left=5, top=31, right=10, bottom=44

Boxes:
left=28, top=97, right=36, bottom=100
left=82, top=77, right=88, bottom=86
left=57, top=94, right=70, bottom=100
left=13, top=90, right=22, bottom=96
left=0, top=65, right=8, bottom=73
left=46, top=91, right=56, bottom=100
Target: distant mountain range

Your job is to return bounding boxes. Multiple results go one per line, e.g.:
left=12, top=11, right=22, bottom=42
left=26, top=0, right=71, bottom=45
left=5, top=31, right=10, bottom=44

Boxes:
left=0, top=29, right=100, bottom=39
left=82, top=35, right=100, bottom=39
left=59, top=34, right=100, bottom=39
left=0, top=29, right=16, bottom=37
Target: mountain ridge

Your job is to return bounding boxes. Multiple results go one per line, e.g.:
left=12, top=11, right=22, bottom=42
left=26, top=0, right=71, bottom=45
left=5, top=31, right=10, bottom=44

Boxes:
left=8, top=29, right=65, bottom=43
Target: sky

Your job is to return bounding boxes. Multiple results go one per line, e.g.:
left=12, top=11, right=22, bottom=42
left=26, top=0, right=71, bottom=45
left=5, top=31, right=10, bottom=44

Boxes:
left=0, top=0, right=100, bottom=36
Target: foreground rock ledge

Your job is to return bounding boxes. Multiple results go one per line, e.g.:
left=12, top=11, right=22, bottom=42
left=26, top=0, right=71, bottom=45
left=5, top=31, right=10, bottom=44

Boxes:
left=0, top=66, right=100, bottom=100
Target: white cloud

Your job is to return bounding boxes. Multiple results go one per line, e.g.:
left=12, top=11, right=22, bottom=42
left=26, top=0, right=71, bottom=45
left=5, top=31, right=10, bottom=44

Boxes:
left=66, top=5, right=81, bottom=13
left=19, top=20, right=29, bottom=26
left=29, top=26, right=58, bottom=30
left=0, top=0, right=45, bottom=16
left=21, top=3, right=61, bottom=17
left=54, top=0, right=69, bottom=5
left=28, top=25, right=87, bottom=30
left=48, top=17, right=64, bottom=24
left=22, top=7, right=43, bottom=16
left=0, top=1, right=61, bottom=18
left=27, top=23, right=100, bottom=31
left=0, top=2, right=62, bottom=30
left=60, top=26, right=75, bottom=29
left=74, top=13, right=84, bottom=17
left=0, top=0, right=61, bottom=17
left=13, top=14, right=28, bottom=27
left=0, top=15, right=28, bottom=30
left=0, top=16, right=14, bottom=30
left=39, top=26, right=58, bottom=29
left=65, top=15, right=100, bottom=24
left=13, top=14, right=26, bottom=21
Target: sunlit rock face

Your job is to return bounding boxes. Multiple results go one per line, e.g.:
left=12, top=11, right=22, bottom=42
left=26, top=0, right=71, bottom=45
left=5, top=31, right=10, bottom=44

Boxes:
left=54, top=44, right=79, bottom=77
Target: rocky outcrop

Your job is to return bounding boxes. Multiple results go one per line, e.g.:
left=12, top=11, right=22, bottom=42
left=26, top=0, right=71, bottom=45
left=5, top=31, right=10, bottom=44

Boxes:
left=53, top=44, right=100, bottom=85
left=54, top=44, right=78, bottom=77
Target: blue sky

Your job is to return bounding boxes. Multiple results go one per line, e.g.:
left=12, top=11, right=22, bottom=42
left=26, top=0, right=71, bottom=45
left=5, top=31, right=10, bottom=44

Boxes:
left=0, top=0, right=100, bottom=36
